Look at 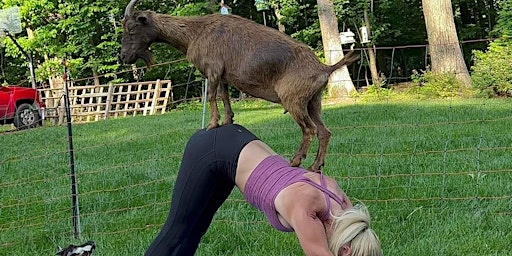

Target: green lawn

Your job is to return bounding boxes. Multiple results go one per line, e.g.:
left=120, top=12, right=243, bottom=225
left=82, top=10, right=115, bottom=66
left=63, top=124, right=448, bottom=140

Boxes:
left=1, top=98, right=511, bottom=255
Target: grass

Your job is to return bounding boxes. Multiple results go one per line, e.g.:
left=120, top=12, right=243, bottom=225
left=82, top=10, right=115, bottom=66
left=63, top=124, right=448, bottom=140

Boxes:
left=1, top=97, right=511, bottom=255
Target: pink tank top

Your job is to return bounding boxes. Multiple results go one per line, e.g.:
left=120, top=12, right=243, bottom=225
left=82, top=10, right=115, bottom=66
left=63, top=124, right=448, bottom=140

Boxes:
left=243, top=155, right=346, bottom=232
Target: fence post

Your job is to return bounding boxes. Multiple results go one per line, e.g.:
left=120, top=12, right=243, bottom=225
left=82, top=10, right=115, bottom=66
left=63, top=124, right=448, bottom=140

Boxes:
left=201, top=79, right=208, bottom=129
left=104, top=83, right=114, bottom=120
left=62, top=59, right=81, bottom=239
left=150, top=79, right=162, bottom=115
left=161, top=81, right=172, bottom=114
left=389, top=47, right=396, bottom=84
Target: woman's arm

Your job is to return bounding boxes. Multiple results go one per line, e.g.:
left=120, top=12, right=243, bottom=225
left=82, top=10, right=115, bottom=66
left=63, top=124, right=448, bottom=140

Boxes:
left=290, top=208, right=334, bottom=256
left=276, top=186, right=334, bottom=256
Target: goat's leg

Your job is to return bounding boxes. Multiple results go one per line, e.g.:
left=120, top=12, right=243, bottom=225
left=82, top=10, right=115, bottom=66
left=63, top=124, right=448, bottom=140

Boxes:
left=206, top=77, right=221, bottom=130
left=286, top=103, right=317, bottom=170
left=308, top=93, right=331, bottom=171
left=218, top=83, right=234, bottom=125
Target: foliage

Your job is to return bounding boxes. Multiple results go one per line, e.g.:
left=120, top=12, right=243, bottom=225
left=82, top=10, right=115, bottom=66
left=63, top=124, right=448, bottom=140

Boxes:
left=488, top=0, right=511, bottom=38
left=372, top=0, right=426, bottom=46
left=290, top=21, right=322, bottom=50
left=173, top=99, right=205, bottom=111
left=1, top=0, right=122, bottom=85
left=470, top=1, right=512, bottom=97
left=35, top=57, right=83, bottom=80
left=471, top=39, right=512, bottom=97
left=170, top=2, right=212, bottom=16
left=361, top=86, right=394, bottom=101
left=351, top=78, right=399, bottom=102
left=452, top=0, right=499, bottom=40
left=408, top=69, right=467, bottom=98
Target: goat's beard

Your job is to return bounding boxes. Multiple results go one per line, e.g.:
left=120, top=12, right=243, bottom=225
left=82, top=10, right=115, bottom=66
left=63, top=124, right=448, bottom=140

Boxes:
left=140, top=50, right=155, bottom=69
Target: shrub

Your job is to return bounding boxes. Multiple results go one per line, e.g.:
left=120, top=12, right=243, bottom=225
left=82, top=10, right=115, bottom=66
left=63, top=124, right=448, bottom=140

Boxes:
left=470, top=1, right=512, bottom=97
left=407, top=69, right=466, bottom=98
left=471, top=39, right=512, bottom=97
left=353, top=78, right=397, bottom=102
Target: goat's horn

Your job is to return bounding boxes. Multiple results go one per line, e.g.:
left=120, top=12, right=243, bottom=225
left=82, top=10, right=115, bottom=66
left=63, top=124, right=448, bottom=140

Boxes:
left=124, top=0, right=140, bottom=18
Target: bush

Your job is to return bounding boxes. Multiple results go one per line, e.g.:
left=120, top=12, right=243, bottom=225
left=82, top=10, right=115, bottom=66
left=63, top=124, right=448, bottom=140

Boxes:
left=407, top=69, right=466, bottom=98
left=470, top=1, right=512, bottom=97
left=351, top=77, right=399, bottom=102
left=471, top=39, right=512, bottom=97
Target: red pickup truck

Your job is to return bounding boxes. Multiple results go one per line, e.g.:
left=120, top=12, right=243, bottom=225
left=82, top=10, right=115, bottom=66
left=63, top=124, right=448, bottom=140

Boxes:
left=0, top=85, right=46, bottom=129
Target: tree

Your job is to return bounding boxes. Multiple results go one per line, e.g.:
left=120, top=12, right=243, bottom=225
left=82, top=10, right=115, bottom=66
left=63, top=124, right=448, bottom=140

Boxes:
left=422, top=0, right=472, bottom=87
left=362, top=6, right=380, bottom=86
left=317, top=0, right=355, bottom=97
left=1, top=0, right=123, bottom=86
left=492, top=0, right=512, bottom=37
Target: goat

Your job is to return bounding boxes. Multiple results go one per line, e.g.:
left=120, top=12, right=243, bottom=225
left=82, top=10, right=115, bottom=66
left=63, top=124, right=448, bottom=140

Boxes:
left=56, top=240, right=96, bottom=256
left=120, top=0, right=359, bottom=171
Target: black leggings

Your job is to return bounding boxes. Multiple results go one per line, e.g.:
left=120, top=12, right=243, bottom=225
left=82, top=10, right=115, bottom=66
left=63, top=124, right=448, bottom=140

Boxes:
left=145, top=124, right=259, bottom=256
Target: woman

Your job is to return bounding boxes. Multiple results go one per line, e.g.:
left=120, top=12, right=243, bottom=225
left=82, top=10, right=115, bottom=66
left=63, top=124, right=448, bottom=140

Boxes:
left=145, top=124, right=382, bottom=256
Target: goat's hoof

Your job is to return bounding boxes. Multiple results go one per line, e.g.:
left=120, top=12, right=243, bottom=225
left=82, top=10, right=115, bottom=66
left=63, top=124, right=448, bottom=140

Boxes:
left=222, top=119, right=234, bottom=126
left=206, top=123, right=219, bottom=130
left=290, top=158, right=301, bottom=167
left=308, top=166, right=322, bottom=173
left=308, top=162, right=323, bottom=172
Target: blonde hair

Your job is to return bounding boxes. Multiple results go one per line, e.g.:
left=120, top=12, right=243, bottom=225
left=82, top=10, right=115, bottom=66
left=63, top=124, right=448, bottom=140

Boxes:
left=328, top=204, right=382, bottom=256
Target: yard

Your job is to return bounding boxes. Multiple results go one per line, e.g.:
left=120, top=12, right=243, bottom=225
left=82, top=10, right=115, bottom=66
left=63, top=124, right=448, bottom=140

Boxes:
left=1, top=98, right=511, bottom=255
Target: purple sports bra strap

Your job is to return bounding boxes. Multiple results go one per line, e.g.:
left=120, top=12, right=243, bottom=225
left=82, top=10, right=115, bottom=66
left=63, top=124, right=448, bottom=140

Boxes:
left=301, top=172, right=346, bottom=218
left=320, top=172, right=332, bottom=219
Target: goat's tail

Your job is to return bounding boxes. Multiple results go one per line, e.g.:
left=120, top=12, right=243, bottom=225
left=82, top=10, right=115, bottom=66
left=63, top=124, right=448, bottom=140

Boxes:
left=326, top=50, right=360, bottom=74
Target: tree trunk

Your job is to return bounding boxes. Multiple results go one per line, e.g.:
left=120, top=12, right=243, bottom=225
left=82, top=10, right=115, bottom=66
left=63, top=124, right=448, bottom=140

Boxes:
left=363, top=8, right=380, bottom=86
left=93, top=69, right=100, bottom=86
left=488, top=0, right=495, bottom=30
left=49, top=74, right=66, bottom=125
left=422, top=0, right=472, bottom=87
left=272, top=3, right=286, bottom=33
left=317, top=0, right=355, bottom=97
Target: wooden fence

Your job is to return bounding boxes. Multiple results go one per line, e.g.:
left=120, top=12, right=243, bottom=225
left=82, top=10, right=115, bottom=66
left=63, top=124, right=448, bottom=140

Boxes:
left=40, top=80, right=173, bottom=125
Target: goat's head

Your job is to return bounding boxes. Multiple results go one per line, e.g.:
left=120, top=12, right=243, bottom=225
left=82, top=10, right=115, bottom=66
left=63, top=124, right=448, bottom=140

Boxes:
left=120, top=0, right=156, bottom=68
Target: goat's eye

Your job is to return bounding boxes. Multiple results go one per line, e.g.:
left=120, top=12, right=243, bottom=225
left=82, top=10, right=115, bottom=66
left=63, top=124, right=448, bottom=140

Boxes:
left=128, top=28, right=138, bottom=35
left=127, top=24, right=137, bottom=32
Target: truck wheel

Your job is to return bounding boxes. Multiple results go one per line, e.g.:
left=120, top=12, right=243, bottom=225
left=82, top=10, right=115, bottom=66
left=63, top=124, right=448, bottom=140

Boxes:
left=13, top=103, right=39, bottom=129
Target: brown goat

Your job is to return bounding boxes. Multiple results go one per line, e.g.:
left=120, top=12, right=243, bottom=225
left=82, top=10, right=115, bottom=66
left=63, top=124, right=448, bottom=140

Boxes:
left=120, top=0, right=359, bottom=171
